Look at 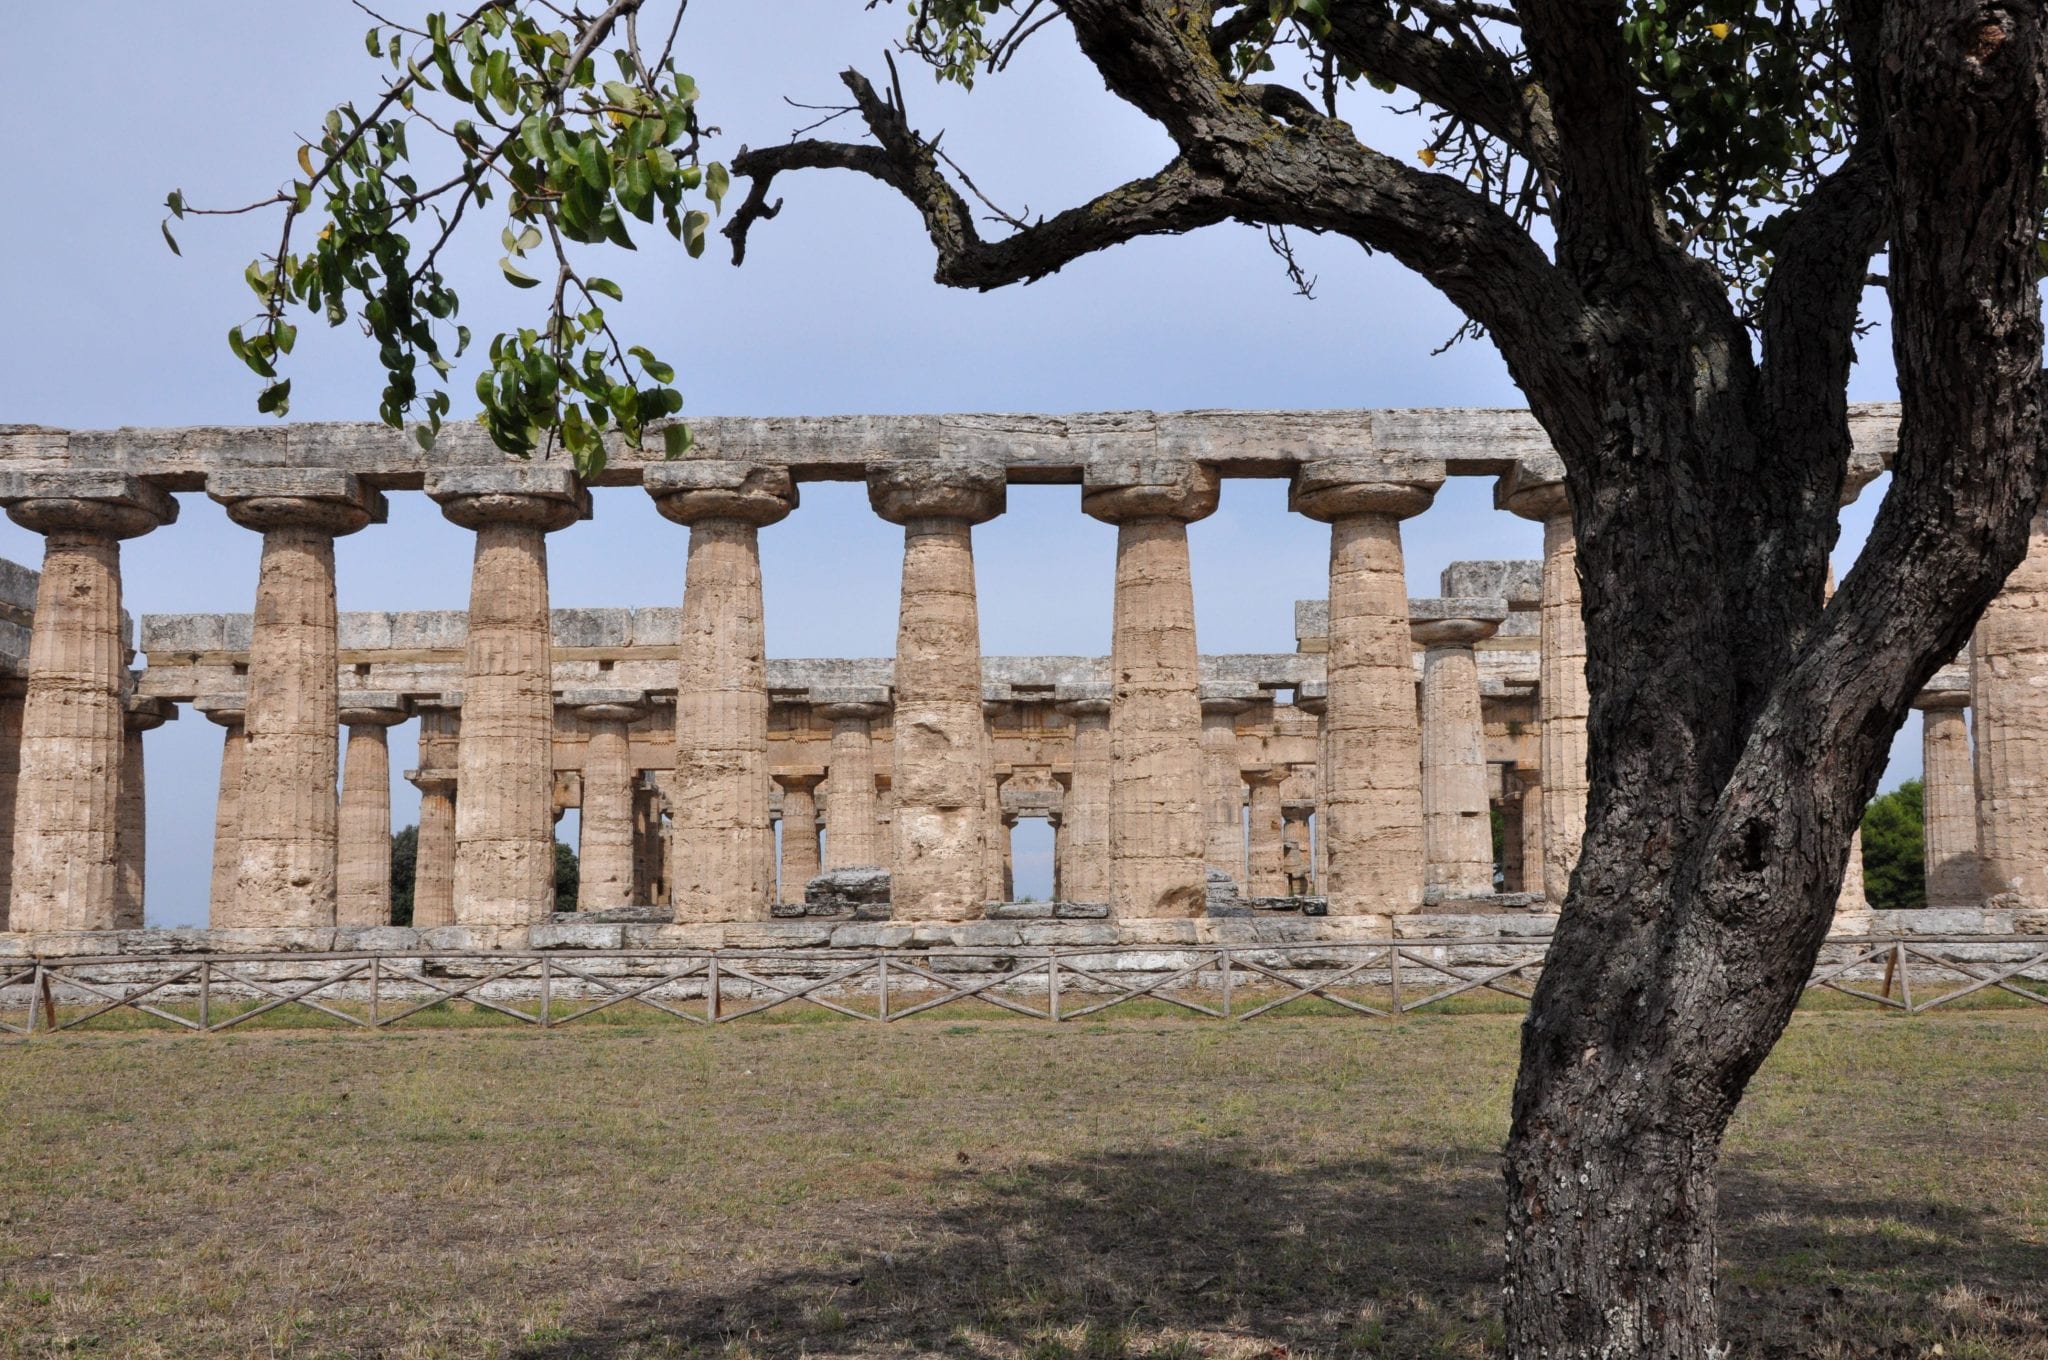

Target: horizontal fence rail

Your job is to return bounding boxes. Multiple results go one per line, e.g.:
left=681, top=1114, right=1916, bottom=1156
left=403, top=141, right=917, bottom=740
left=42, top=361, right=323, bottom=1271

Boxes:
left=1, top=936, right=2044, bottom=1036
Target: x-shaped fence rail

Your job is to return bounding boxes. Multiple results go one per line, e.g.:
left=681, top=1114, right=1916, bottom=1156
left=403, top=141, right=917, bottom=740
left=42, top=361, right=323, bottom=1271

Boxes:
left=1, top=936, right=2043, bottom=1035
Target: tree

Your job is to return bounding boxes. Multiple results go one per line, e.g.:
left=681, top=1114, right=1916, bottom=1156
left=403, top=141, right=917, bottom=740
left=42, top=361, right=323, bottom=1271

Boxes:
left=554, top=839, right=580, bottom=911
left=191, top=2, right=2048, bottom=1353
left=1861, top=779, right=1927, bottom=911
left=391, top=824, right=419, bottom=926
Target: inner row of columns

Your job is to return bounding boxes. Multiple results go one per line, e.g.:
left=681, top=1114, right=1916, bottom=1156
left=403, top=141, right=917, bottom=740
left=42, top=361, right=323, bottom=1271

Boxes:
left=8, top=460, right=2032, bottom=932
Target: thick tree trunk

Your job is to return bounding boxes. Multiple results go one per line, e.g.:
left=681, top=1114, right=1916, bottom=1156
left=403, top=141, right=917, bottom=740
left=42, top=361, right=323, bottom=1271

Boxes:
left=1500, top=3, right=2048, bottom=1355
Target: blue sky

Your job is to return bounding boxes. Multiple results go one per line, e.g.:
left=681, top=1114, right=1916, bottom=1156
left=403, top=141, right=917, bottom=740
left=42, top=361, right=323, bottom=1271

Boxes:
left=0, top=3, right=1910, bottom=921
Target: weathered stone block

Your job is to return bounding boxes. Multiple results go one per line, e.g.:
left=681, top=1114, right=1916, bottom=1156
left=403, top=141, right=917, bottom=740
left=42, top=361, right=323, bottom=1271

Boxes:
left=1053, top=902, right=1111, bottom=919
left=530, top=923, right=628, bottom=950
left=552, top=609, right=631, bottom=648
left=986, top=901, right=1054, bottom=920
left=806, top=866, right=891, bottom=916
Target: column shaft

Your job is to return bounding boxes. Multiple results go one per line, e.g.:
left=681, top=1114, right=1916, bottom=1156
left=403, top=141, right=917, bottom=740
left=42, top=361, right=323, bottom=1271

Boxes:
left=1244, top=773, right=1286, bottom=897
left=821, top=709, right=884, bottom=868
left=1518, top=776, right=1545, bottom=896
left=1417, top=631, right=1497, bottom=898
left=337, top=723, right=396, bottom=926
left=1973, top=506, right=2048, bottom=904
left=208, top=721, right=246, bottom=924
left=114, top=726, right=147, bottom=929
left=579, top=717, right=639, bottom=910
left=1105, top=518, right=1207, bottom=918
left=776, top=777, right=822, bottom=900
left=0, top=691, right=21, bottom=929
left=1921, top=700, right=1980, bottom=907
left=1537, top=510, right=1590, bottom=900
left=455, top=521, right=558, bottom=923
left=413, top=781, right=458, bottom=928
left=891, top=518, right=991, bottom=918
left=1057, top=701, right=1111, bottom=904
left=671, top=518, right=774, bottom=918
left=9, top=531, right=128, bottom=931
left=1199, top=701, right=1249, bottom=889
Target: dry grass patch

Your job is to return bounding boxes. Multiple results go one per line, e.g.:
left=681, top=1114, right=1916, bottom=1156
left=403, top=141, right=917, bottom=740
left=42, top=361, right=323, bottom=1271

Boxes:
left=0, top=1011, right=2042, bottom=1358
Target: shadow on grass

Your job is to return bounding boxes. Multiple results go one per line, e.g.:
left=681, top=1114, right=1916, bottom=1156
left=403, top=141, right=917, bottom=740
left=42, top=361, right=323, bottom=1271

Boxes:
left=512, top=1147, right=2047, bottom=1360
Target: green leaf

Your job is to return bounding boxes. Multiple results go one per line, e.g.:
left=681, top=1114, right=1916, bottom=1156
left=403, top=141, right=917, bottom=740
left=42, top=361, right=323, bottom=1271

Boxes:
left=256, top=379, right=292, bottom=415
left=586, top=276, right=624, bottom=301
left=499, top=256, right=541, bottom=288
left=663, top=423, right=693, bottom=458
left=704, top=162, right=729, bottom=211
left=628, top=346, right=674, bottom=383
left=160, top=220, right=181, bottom=256
left=682, top=209, right=708, bottom=259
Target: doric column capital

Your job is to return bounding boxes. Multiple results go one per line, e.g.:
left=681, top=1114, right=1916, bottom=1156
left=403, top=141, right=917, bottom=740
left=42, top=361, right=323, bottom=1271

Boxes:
left=1913, top=670, right=1971, bottom=711
left=1495, top=455, right=1571, bottom=522
left=1198, top=688, right=1253, bottom=718
left=0, top=472, right=178, bottom=538
left=210, top=469, right=386, bottom=536
left=868, top=459, right=1006, bottom=525
left=1293, top=680, right=1328, bottom=718
left=814, top=684, right=891, bottom=724
left=337, top=692, right=410, bottom=728
left=774, top=770, right=826, bottom=793
left=405, top=769, right=457, bottom=795
left=646, top=461, right=797, bottom=527
left=563, top=686, right=648, bottom=724
left=1242, top=765, right=1288, bottom=788
left=1409, top=596, right=1509, bottom=647
left=1287, top=458, right=1442, bottom=523
left=124, top=695, right=178, bottom=732
left=1081, top=459, right=1219, bottom=525
left=426, top=465, right=590, bottom=531
left=817, top=701, right=889, bottom=724
left=194, top=693, right=247, bottom=728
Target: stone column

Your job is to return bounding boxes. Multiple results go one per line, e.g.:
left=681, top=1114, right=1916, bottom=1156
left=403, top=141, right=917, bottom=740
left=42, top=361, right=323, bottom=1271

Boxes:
left=0, top=474, right=175, bottom=932
left=1499, top=463, right=1586, bottom=903
left=1915, top=676, right=1980, bottom=908
left=566, top=689, right=646, bottom=911
left=1198, top=692, right=1251, bottom=889
left=210, top=472, right=384, bottom=928
left=334, top=694, right=408, bottom=927
left=816, top=691, right=889, bottom=869
left=983, top=705, right=1010, bottom=906
left=632, top=775, right=664, bottom=905
left=194, top=697, right=246, bottom=926
left=869, top=459, right=1006, bottom=921
left=1412, top=598, right=1507, bottom=900
left=1292, top=690, right=1332, bottom=893
left=1083, top=460, right=1220, bottom=919
left=1282, top=799, right=1314, bottom=896
left=428, top=468, right=588, bottom=927
left=1516, top=771, right=1545, bottom=897
left=646, top=463, right=796, bottom=922
left=1001, top=811, right=1018, bottom=901
left=115, top=696, right=176, bottom=929
left=405, top=697, right=461, bottom=929
left=1242, top=766, right=1288, bottom=898
left=1291, top=459, right=1442, bottom=916
left=1054, top=690, right=1112, bottom=905
left=0, top=682, right=22, bottom=929
left=1973, top=505, right=2048, bottom=905
left=774, top=772, right=824, bottom=901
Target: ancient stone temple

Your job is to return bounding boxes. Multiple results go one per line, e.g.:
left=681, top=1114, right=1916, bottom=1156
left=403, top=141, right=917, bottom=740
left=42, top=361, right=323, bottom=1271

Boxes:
left=0, top=402, right=2033, bottom=952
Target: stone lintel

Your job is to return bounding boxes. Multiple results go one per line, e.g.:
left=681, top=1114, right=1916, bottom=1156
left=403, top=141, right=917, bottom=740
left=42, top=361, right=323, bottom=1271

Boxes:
left=1198, top=681, right=1263, bottom=709
left=1410, top=596, right=1510, bottom=626
left=811, top=684, right=892, bottom=709
left=1441, top=559, right=1542, bottom=608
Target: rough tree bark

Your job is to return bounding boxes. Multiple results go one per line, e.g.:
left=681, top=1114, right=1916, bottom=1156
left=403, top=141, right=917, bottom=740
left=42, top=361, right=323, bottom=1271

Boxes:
left=725, top=1, right=2048, bottom=1351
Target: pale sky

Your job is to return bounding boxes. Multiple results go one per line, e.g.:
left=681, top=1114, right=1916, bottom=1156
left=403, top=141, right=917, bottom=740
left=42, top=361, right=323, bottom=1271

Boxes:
left=0, top=3, right=1910, bottom=922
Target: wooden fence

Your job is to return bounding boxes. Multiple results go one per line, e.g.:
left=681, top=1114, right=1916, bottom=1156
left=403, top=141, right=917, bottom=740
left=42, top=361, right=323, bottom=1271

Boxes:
left=1, top=936, right=2044, bottom=1035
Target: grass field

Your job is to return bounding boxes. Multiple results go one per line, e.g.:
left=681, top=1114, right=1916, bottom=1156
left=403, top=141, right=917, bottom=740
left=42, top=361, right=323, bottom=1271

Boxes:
left=1, top=1008, right=2043, bottom=1359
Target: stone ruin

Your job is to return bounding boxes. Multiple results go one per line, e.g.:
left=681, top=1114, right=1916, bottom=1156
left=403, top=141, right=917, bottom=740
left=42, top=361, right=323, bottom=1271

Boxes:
left=0, top=402, right=2039, bottom=959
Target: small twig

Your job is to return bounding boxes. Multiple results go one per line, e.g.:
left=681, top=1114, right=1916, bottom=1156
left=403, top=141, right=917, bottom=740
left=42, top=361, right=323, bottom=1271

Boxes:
left=1265, top=224, right=1318, bottom=300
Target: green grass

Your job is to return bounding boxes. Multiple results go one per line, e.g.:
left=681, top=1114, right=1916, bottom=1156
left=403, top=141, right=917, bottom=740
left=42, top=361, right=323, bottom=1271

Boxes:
left=0, top=1011, right=2042, bottom=1358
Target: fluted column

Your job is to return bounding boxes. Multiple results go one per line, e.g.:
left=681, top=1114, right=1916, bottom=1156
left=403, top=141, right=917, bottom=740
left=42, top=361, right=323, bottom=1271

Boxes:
left=1973, top=505, right=2048, bottom=906
left=1292, top=690, right=1332, bottom=894
left=1291, top=460, right=1442, bottom=916
left=566, top=690, right=646, bottom=911
left=114, top=697, right=176, bottom=929
left=1083, top=461, right=1220, bottom=919
left=870, top=460, right=1006, bottom=921
left=1281, top=801, right=1314, bottom=896
left=428, top=468, right=587, bottom=927
left=0, top=682, right=23, bottom=928
left=817, top=692, right=888, bottom=869
left=646, top=463, right=796, bottom=922
left=211, top=473, right=384, bottom=928
left=1001, top=811, right=1018, bottom=901
left=1915, top=678, right=1980, bottom=908
left=1198, top=693, right=1251, bottom=889
left=1055, top=691, right=1112, bottom=904
left=1413, top=601, right=1506, bottom=899
left=194, top=696, right=246, bottom=925
left=632, top=775, right=665, bottom=905
left=404, top=697, right=461, bottom=929
left=1516, top=771, right=1545, bottom=896
left=1, top=475, right=175, bottom=932
left=1500, top=470, right=1586, bottom=903
left=1243, top=766, right=1288, bottom=898
left=330, top=694, right=407, bottom=927
left=774, top=772, right=824, bottom=901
